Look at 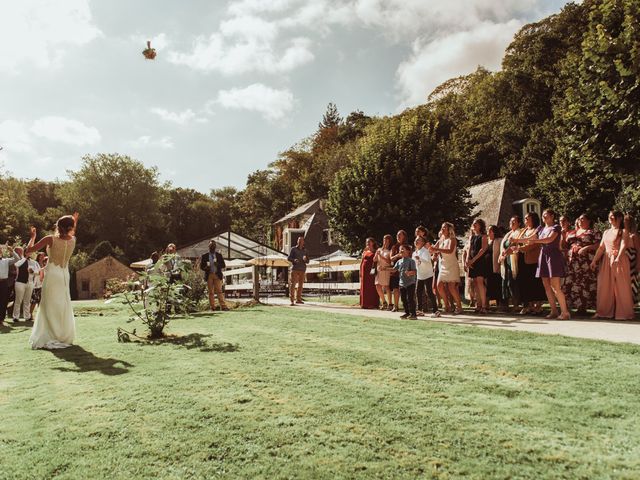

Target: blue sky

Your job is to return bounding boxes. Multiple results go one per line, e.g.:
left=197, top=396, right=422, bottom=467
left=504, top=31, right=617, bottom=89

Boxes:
left=0, top=0, right=572, bottom=193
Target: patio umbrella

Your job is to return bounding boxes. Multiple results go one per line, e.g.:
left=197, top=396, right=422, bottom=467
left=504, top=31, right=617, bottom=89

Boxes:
left=246, top=255, right=291, bottom=268
left=225, top=258, right=249, bottom=269
left=130, top=258, right=152, bottom=269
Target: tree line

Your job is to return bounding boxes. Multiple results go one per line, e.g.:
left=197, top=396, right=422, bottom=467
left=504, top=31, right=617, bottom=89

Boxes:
left=2, top=0, right=638, bottom=259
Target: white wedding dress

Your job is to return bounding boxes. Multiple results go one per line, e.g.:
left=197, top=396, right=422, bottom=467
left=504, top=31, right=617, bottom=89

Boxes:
left=29, top=236, right=76, bottom=350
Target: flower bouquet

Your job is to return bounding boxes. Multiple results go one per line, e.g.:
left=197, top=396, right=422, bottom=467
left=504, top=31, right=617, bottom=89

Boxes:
left=142, top=40, right=156, bottom=60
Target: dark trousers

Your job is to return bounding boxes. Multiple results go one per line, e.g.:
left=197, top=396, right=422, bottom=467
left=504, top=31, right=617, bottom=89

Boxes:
left=0, top=280, right=8, bottom=322
left=416, top=277, right=438, bottom=313
left=400, top=283, right=417, bottom=316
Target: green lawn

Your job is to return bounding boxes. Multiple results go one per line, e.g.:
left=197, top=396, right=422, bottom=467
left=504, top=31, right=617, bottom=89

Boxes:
left=1, top=301, right=639, bottom=479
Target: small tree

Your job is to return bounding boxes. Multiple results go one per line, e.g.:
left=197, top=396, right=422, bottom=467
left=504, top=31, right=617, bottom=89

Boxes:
left=115, top=254, right=189, bottom=339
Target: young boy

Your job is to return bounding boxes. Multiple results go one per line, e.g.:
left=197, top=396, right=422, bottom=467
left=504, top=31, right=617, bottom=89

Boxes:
left=392, top=244, right=417, bottom=319
left=414, top=236, right=441, bottom=318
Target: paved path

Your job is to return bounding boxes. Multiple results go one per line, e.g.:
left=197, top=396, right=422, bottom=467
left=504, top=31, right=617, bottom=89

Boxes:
left=254, top=297, right=640, bottom=345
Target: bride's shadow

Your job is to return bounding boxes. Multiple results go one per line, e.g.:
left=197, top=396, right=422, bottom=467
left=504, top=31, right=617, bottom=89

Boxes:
left=51, top=345, right=133, bottom=376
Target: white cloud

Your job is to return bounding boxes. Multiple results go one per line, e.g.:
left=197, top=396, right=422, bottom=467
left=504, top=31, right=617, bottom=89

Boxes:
left=168, top=32, right=313, bottom=74
left=0, top=0, right=101, bottom=71
left=396, top=20, right=524, bottom=106
left=31, top=116, right=101, bottom=146
left=0, top=120, right=34, bottom=154
left=215, top=84, right=295, bottom=121
left=129, top=135, right=175, bottom=149
left=150, top=107, right=201, bottom=125
left=351, top=0, right=536, bottom=39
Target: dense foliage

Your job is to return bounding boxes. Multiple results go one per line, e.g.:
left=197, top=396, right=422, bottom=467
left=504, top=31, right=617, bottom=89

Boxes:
left=327, top=107, right=472, bottom=251
left=2, top=0, right=638, bottom=256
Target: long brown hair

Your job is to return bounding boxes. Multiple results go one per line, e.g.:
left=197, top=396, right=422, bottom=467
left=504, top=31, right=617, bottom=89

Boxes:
left=55, top=215, right=75, bottom=237
left=624, top=214, right=637, bottom=235
left=611, top=210, right=624, bottom=243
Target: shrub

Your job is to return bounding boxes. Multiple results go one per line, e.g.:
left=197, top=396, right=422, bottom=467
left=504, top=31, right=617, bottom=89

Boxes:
left=114, top=254, right=189, bottom=338
left=104, top=278, right=129, bottom=299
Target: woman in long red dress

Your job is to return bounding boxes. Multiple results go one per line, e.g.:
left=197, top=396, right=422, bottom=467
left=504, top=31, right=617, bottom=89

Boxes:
left=360, top=238, right=380, bottom=309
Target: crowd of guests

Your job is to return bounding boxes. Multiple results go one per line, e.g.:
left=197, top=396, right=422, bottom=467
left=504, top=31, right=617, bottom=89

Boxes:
left=358, top=210, right=639, bottom=321
left=0, top=244, right=48, bottom=326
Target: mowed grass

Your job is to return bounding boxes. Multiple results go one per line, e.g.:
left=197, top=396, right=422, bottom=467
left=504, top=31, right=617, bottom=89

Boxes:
left=1, top=301, right=639, bottom=479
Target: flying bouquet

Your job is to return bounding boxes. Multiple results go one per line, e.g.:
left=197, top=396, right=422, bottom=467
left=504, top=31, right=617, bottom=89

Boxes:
left=142, top=40, right=156, bottom=60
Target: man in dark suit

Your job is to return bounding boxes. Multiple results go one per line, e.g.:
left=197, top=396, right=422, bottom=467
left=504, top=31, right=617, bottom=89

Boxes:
left=200, top=239, right=228, bottom=311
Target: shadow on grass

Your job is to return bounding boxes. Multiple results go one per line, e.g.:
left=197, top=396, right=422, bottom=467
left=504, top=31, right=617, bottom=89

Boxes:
left=51, top=345, right=133, bottom=375
left=1, top=320, right=32, bottom=334
left=146, top=333, right=240, bottom=353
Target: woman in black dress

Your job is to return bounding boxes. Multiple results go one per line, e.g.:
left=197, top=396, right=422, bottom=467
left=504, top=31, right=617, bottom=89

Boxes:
left=466, top=219, right=491, bottom=313
left=487, top=225, right=504, bottom=308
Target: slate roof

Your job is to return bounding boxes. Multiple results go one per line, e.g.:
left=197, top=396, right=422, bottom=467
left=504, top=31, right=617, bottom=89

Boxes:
left=468, top=178, right=531, bottom=228
left=274, top=199, right=320, bottom=225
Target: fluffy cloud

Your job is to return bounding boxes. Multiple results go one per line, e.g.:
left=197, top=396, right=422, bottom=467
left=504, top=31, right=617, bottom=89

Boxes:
left=0, top=0, right=101, bottom=71
left=168, top=32, right=313, bottom=75
left=31, top=116, right=101, bottom=146
left=129, top=135, right=175, bottom=149
left=150, top=107, right=204, bottom=125
left=215, top=84, right=295, bottom=121
left=396, top=20, right=523, bottom=106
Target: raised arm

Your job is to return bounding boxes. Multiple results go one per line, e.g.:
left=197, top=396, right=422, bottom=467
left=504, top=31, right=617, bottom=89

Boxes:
left=25, top=227, right=53, bottom=255
left=435, top=238, right=456, bottom=255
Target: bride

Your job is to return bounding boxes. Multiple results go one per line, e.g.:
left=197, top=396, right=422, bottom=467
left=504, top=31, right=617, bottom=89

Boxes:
left=26, top=213, right=78, bottom=350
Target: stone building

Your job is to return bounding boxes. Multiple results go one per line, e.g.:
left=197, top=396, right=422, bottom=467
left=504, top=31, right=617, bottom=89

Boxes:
left=468, top=178, right=541, bottom=228
left=75, top=256, right=136, bottom=300
left=273, top=199, right=340, bottom=259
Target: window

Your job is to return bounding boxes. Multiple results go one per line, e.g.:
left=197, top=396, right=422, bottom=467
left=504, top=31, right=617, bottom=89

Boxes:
left=322, top=229, right=333, bottom=245
left=81, top=280, right=90, bottom=292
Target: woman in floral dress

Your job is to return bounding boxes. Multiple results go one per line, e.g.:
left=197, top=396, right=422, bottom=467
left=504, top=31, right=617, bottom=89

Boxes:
left=563, top=214, right=601, bottom=316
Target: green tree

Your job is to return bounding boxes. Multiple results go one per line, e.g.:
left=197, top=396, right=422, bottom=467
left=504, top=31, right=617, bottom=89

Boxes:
left=58, top=153, right=167, bottom=260
left=0, top=177, right=39, bottom=243
left=327, top=107, right=472, bottom=252
left=540, top=0, right=640, bottom=219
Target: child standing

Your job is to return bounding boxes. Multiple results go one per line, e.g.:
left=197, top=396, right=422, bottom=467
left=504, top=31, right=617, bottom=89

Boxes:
left=414, top=236, right=440, bottom=317
left=393, top=245, right=417, bottom=319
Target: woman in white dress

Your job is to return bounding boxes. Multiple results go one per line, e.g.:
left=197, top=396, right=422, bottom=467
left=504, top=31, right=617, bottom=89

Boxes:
left=26, top=214, right=78, bottom=350
left=431, top=222, right=463, bottom=314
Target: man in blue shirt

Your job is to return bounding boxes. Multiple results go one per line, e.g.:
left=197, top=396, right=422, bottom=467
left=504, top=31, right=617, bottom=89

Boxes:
left=392, top=245, right=417, bottom=319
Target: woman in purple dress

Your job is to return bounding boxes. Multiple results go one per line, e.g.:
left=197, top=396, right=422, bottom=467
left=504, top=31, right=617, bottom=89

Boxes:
left=513, top=209, right=570, bottom=319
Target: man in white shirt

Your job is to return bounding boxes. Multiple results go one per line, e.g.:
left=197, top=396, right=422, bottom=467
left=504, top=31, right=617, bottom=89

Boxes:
left=12, top=247, right=40, bottom=323
left=0, top=243, right=20, bottom=325
left=414, top=236, right=440, bottom=318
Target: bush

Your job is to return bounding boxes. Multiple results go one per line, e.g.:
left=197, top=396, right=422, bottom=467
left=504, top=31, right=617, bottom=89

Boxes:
left=114, top=254, right=189, bottom=338
left=104, top=278, right=129, bottom=299
left=181, top=262, right=208, bottom=312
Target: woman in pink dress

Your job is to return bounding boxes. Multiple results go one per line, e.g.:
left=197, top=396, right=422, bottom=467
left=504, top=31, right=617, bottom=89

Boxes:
left=360, top=238, right=379, bottom=309
left=590, top=211, right=635, bottom=320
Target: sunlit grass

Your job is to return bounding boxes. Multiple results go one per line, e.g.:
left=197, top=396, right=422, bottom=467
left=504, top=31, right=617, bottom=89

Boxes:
left=1, top=301, right=639, bottom=479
